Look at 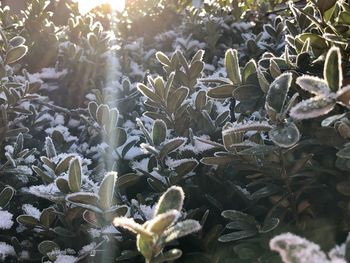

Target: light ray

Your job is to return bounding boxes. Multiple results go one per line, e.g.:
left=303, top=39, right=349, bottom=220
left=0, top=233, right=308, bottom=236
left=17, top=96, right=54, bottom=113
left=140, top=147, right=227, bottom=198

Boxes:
left=75, top=0, right=125, bottom=15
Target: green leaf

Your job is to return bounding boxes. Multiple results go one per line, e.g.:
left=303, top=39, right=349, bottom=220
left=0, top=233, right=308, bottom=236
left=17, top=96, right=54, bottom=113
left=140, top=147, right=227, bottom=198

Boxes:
left=269, top=122, right=300, bottom=148
left=137, top=83, right=162, bottom=103
left=233, top=85, right=263, bottom=101
left=226, top=220, right=255, bottom=230
left=5, top=45, right=28, bottom=64
left=32, top=165, right=54, bottom=183
left=0, top=186, right=15, bottom=208
left=152, top=119, right=167, bottom=146
left=54, top=226, right=75, bottom=237
left=68, top=158, right=82, bottom=192
left=56, top=178, right=70, bottom=194
left=38, top=240, right=60, bottom=256
left=167, top=87, right=189, bottom=113
left=156, top=51, right=171, bottom=66
left=66, top=192, right=102, bottom=213
left=189, top=60, right=204, bottom=78
left=104, top=205, right=128, bottom=220
left=174, top=159, right=198, bottom=177
left=200, top=156, right=235, bottom=166
left=242, top=59, right=257, bottom=83
left=88, top=101, right=98, bottom=120
left=321, top=113, right=347, bottom=127
left=195, top=90, right=207, bottom=110
left=136, top=233, right=153, bottom=262
left=159, top=138, right=186, bottom=160
left=163, top=219, right=201, bottom=243
left=225, top=49, right=241, bottom=85
left=39, top=208, right=56, bottom=229
left=221, top=210, right=257, bottom=225
left=116, top=173, right=140, bottom=189
left=9, top=36, right=26, bottom=46
left=336, top=86, right=350, bottom=107
left=265, top=73, right=293, bottom=118
left=324, top=46, right=342, bottom=92
left=290, top=96, right=336, bottom=120
left=55, top=155, right=74, bottom=175
left=207, top=84, right=235, bottom=99
left=155, top=186, right=185, bottom=215
left=98, top=172, right=117, bottom=210
left=295, top=33, right=328, bottom=57
left=191, top=49, right=204, bottom=64
left=316, top=0, right=336, bottom=15
left=218, top=229, right=258, bottom=242
left=96, top=104, right=110, bottom=126
left=337, top=147, right=350, bottom=159
left=260, top=218, right=279, bottom=233
left=16, top=215, right=40, bottom=227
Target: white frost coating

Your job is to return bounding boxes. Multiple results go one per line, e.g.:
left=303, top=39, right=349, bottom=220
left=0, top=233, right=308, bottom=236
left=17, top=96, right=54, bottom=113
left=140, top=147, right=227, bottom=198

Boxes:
left=0, top=210, right=14, bottom=229
left=131, top=199, right=156, bottom=220
left=79, top=242, right=96, bottom=255
left=150, top=171, right=167, bottom=184
left=30, top=67, right=67, bottom=82
left=328, top=233, right=350, bottom=262
left=4, top=145, right=14, bottom=155
left=101, top=224, right=121, bottom=235
left=54, top=255, right=77, bottom=263
left=0, top=242, right=15, bottom=260
left=269, top=232, right=347, bottom=263
left=178, top=135, right=216, bottom=154
left=123, top=146, right=145, bottom=160
left=88, top=228, right=101, bottom=239
left=45, top=125, right=78, bottom=143
left=25, top=183, right=62, bottom=201
left=19, top=250, right=30, bottom=260
left=131, top=158, right=150, bottom=172
left=22, top=204, right=41, bottom=220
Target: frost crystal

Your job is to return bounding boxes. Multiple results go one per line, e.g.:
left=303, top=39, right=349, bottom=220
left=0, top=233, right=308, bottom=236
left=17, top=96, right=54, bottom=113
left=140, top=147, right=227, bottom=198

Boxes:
left=54, top=255, right=77, bottom=263
left=22, top=204, right=41, bottom=220
left=0, top=242, right=15, bottom=260
left=0, top=210, right=14, bottom=229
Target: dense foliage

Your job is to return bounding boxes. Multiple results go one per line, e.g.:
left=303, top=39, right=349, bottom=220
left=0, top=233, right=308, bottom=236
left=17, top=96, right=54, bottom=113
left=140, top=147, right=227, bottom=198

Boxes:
left=1, top=0, right=350, bottom=262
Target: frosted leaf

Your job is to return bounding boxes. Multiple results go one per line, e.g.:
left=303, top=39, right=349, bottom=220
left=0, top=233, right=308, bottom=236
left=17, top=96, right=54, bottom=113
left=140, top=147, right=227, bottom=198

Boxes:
left=290, top=96, right=336, bottom=120
left=296, top=75, right=330, bottom=96
left=270, top=233, right=329, bottom=263
left=0, top=210, right=14, bottom=229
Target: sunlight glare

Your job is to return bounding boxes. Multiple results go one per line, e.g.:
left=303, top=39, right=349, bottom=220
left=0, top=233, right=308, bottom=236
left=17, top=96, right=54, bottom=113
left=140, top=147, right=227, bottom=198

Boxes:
left=76, top=0, right=125, bottom=15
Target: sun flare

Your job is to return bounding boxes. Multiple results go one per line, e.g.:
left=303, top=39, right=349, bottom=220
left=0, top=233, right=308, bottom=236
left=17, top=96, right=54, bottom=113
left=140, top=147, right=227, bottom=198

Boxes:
left=76, top=0, right=125, bottom=15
